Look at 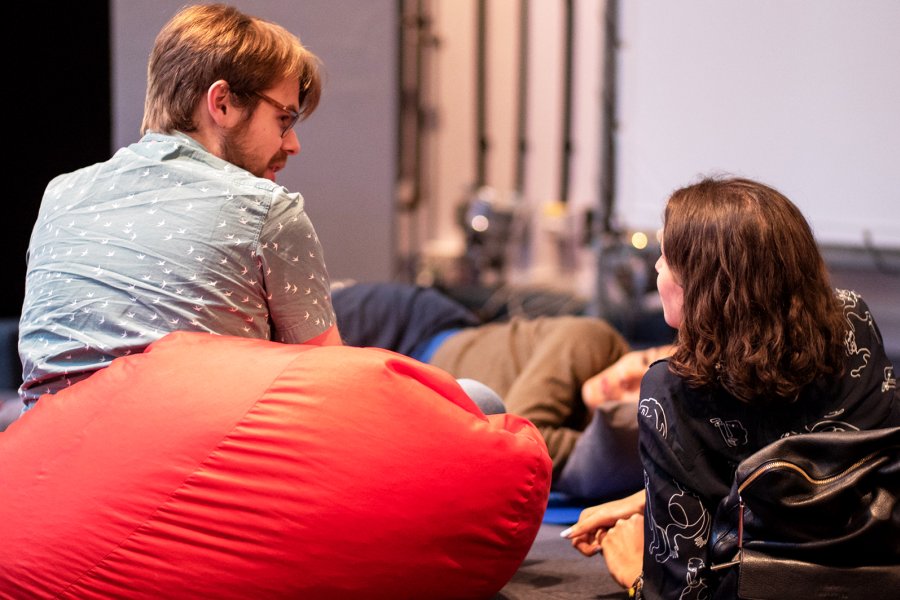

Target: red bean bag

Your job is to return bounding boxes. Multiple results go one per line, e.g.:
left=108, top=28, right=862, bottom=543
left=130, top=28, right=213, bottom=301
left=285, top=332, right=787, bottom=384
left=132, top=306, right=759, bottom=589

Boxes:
left=0, top=332, right=550, bottom=599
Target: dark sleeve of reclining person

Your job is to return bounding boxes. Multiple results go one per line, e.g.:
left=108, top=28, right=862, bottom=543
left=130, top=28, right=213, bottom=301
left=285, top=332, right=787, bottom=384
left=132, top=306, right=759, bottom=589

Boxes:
left=331, top=282, right=479, bottom=357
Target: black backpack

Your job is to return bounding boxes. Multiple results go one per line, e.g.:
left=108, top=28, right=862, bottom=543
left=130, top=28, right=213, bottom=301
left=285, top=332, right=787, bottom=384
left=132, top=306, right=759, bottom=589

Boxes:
left=709, top=426, right=900, bottom=599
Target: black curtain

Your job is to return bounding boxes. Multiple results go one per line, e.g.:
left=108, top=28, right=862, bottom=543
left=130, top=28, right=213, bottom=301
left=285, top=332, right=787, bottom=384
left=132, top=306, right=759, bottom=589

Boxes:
left=5, top=3, right=112, bottom=318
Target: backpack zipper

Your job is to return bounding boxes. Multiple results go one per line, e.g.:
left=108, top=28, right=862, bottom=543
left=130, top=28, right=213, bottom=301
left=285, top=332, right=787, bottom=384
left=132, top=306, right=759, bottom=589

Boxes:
left=710, top=448, right=881, bottom=572
left=738, top=450, right=880, bottom=494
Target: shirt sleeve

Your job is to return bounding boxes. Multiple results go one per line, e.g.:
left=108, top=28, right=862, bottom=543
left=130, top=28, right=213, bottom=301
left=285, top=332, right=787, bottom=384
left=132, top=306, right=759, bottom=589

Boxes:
left=638, top=363, right=716, bottom=599
left=257, top=191, right=336, bottom=344
left=833, top=289, right=900, bottom=428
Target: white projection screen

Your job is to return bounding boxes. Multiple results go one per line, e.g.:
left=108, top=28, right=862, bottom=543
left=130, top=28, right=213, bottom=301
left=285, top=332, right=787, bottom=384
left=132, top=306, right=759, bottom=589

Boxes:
left=614, top=0, right=900, bottom=249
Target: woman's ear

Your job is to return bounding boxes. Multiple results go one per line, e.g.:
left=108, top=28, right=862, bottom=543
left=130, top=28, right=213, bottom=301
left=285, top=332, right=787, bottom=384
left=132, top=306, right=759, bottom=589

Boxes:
left=206, top=80, right=241, bottom=128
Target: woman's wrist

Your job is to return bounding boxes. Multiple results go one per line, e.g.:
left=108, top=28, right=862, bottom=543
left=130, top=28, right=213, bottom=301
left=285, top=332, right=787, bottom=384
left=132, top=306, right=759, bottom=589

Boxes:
left=627, top=573, right=644, bottom=598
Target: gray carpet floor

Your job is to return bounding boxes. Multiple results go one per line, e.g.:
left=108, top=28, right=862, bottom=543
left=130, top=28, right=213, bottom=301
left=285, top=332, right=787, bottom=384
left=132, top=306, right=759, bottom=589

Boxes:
left=496, top=523, right=628, bottom=599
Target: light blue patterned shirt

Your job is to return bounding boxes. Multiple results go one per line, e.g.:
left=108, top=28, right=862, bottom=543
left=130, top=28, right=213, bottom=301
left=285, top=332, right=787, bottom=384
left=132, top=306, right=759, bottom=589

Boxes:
left=19, top=132, right=335, bottom=405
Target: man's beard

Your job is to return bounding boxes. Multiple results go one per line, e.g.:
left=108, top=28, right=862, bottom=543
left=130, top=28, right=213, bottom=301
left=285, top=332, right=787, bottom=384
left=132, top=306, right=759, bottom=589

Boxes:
left=220, top=126, right=284, bottom=180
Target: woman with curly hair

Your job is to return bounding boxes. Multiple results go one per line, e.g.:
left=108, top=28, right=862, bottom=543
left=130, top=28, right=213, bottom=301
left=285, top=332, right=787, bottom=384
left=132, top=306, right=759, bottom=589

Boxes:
left=563, top=176, right=898, bottom=598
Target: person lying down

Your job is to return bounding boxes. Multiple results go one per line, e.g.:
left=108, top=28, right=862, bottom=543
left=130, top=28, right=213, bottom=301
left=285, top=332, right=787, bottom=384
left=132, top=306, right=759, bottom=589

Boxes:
left=332, top=281, right=672, bottom=502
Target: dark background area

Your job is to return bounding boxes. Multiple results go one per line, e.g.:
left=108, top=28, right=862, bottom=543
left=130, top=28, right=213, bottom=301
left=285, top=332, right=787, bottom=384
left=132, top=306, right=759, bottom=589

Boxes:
left=6, top=3, right=111, bottom=318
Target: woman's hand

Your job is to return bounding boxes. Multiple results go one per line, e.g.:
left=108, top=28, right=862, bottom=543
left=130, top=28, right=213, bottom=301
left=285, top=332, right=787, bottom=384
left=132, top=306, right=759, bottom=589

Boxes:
left=561, top=490, right=646, bottom=558
left=581, top=345, right=674, bottom=408
left=600, top=514, right=645, bottom=588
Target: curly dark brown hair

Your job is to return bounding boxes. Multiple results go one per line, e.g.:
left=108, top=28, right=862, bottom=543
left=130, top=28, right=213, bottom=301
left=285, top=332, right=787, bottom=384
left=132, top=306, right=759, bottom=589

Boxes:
left=663, top=177, right=846, bottom=403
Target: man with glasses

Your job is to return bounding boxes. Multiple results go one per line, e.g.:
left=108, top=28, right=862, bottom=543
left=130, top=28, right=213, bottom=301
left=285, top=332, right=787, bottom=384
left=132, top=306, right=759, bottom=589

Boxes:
left=18, top=4, right=341, bottom=408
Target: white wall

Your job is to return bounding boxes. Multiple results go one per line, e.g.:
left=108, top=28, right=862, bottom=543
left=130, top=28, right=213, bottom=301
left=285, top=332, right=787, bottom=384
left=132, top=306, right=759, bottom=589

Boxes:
left=111, top=0, right=397, bottom=283
left=428, top=0, right=479, bottom=254
left=616, top=0, right=900, bottom=248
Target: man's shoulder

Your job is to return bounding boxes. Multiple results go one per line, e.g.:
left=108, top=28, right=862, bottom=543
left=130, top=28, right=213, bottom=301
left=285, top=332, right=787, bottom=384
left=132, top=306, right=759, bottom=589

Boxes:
left=149, top=132, right=301, bottom=200
left=45, top=135, right=167, bottom=192
left=142, top=133, right=300, bottom=197
left=45, top=159, right=108, bottom=194
left=44, top=132, right=302, bottom=212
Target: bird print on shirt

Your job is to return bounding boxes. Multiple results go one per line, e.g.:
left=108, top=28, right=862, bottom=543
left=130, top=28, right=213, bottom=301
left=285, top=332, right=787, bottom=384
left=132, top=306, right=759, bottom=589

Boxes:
left=19, top=133, right=335, bottom=403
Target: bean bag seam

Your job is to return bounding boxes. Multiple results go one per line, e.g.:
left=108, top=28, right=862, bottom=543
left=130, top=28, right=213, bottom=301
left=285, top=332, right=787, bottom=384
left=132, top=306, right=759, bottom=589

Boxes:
left=512, top=438, right=546, bottom=538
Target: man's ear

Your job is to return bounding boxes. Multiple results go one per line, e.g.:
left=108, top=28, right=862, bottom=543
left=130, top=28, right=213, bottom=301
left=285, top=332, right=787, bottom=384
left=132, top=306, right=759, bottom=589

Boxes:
left=206, top=80, right=242, bottom=128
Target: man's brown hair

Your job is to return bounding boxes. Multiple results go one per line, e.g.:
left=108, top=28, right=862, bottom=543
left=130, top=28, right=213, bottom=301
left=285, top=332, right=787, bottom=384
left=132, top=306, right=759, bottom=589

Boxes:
left=141, top=3, right=321, bottom=135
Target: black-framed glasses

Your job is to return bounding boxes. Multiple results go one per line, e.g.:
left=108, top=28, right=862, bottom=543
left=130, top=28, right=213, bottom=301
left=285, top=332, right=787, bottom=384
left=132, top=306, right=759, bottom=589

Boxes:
left=254, top=91, right=300, bottom=138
